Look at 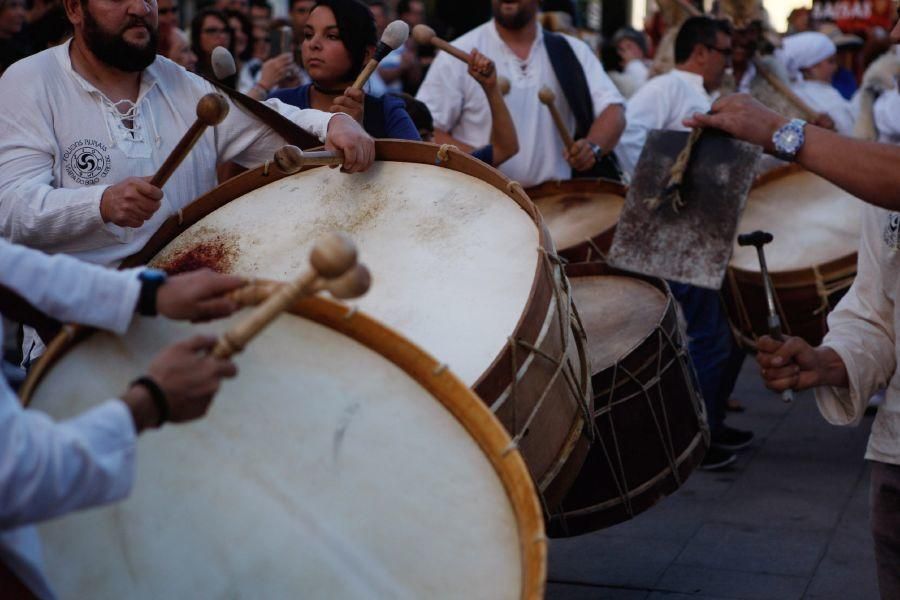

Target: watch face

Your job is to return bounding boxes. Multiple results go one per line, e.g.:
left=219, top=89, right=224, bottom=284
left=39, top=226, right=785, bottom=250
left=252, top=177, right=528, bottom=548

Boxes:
left=141, top=268, right=167, bottom=283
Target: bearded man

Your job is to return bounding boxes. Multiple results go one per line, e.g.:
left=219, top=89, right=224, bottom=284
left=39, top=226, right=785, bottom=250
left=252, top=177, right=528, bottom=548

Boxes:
left=415, top=0, right=626, bottom=186
left=0, top=0, right=373, bottom=361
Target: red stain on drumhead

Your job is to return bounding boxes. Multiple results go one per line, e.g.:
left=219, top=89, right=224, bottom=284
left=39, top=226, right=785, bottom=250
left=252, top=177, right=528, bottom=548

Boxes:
left=154, top=232, right=239, bottom=275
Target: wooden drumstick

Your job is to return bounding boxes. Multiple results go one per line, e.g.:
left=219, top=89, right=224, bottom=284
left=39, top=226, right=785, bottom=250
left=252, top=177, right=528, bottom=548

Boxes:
left=227, top=263, right=372, bottom=309
left=412, top=24, right=474, bottom=64
left=274, top=145, right=345, bottom=173
left=151, top=94, right=229, bottom=188
left=538, top=87, right=575, bottom=150
left=751, top=58, right=820, bottom=123
left=352, top=20, right=409, bottom=90
left=212, top=233, right=370, bottom=358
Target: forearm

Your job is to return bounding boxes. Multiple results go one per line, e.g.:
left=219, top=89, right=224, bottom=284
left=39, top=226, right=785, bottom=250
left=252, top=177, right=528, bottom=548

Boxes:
left=586, top=104, right=626, bottom=153
left=797, top=126, right=900, bottom=209
left=433, top=129, right=475, bottom=154
left=485, top=88, right=518, bottom=166
left=814, top=346, right=850, bottom=388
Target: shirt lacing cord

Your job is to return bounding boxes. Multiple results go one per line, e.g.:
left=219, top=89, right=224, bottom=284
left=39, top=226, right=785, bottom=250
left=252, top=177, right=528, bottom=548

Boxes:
left=98, top=96, right=162, bottom=150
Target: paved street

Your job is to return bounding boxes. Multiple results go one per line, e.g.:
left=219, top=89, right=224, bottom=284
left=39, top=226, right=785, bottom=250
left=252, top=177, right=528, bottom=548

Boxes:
left=546, top=355, right=879, bottom=600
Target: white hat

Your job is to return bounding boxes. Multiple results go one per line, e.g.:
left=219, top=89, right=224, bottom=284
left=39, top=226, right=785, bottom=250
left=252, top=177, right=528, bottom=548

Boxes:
left=782, top=32, right=837, bottom=80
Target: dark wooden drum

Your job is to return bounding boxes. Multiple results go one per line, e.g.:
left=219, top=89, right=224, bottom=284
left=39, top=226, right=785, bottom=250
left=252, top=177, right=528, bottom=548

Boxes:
left=547, top=262, right=708, bottom=537
left=526, top=179, right=626, bottom=263
left=725, top=166, right=861, bottom=347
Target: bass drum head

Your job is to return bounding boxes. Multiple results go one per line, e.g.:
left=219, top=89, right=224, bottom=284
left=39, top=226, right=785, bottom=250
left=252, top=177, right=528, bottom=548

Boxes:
left=24, top=302, right=545, bottom=599
left=731, top=168, right=861, bottom=273
left=152, top=161, right=538, bottom=388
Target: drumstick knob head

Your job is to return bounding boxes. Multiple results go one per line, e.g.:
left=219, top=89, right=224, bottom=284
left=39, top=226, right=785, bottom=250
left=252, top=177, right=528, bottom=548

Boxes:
left=382, top=20, right=410, bottom=50
left=326, top=264, right=372, bottom=299
left=211, top=45, right=237, bottom=79
left=412, top=24, right=436, bottom=45
left=197, top=93, right=230, bottom=125
left=499, top=77, right=511, bottom=96
left=538, top=86, right=555, bottom=105
left=310, top=232, right=358, bottom=279
left=274, top=145, right=305, bottom=174
left=737, top=230, right=774, bottom=248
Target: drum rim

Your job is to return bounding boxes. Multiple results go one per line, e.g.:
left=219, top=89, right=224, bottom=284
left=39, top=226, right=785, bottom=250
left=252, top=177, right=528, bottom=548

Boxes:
left=524, top=178, right=627, bottom=199
left=21, top=293, right=547, bottom=599
left=118, top=139, right=592, bottom=503
left=735, top=164, right=859, bottom=281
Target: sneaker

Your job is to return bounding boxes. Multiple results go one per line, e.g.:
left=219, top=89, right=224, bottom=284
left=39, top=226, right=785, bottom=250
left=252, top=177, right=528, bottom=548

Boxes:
left=700, top=446, right=737, bottom=471
left=711, top=426, right=754, bottom=452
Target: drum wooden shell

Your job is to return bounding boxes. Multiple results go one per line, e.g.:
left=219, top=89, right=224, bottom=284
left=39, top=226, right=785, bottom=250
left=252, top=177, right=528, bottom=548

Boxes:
left=548, top=262, right=709, bottom=537
left=124, top=141, right=592, bottom=508
left=21, top=297, right=546, bottom=599
left=526, top=179, right=626, bottom=263
left=725, top=166, right=861, bottom=347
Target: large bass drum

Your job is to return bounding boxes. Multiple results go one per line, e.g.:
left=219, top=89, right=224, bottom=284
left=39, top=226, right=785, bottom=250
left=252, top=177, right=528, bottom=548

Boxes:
left=526, top=179, right=626, bottom=263
left=548, top=262, right=708, bottom=536
left=21, top=297, right=546, bottom=599
left=127, top=141, right=592, bottom=507
left=725, top=166, right=862, bottom=347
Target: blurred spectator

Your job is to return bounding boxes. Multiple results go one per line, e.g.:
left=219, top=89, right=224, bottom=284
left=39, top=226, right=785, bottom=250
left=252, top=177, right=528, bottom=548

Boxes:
left=784, top=31, right=855, bottom=134
left=226, top=10, right=257, bottom=91
left=25, top=0, right=69, bottom=53
left=0, top=0, right=28, bottom=74
left=168, top=28, right=198, bottom=72
left=610, top=26, right=650, bottom=98
left=157, top=0, right=179, bottom=58
left=246, top=18, right=307, bottom=100
left=250, top=0, right=272, bottom=28
left=290, top=0, right=315, bottom=36
left=227, top=0, right=250, bottom=15
left=819, top=22, right=864, bottom=100
left=397, top=0, right=425, bottom=29
left=787, top=7, right=813, bottom=35
left=191, top=8, right=235, bottom=86
left=252, top=23, right=270, bottom=60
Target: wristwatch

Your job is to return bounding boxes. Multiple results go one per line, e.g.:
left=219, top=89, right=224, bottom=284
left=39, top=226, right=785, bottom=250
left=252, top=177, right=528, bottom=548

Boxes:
left=137, top=268, right=167, bottom=316
left=588, top=142, right=604, bottom=163
left=772, top=118, right=807, bottom=162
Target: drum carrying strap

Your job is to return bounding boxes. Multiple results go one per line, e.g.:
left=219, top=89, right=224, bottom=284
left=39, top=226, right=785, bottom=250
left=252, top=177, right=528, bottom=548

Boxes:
left=543, top=31, right=624, bottom=183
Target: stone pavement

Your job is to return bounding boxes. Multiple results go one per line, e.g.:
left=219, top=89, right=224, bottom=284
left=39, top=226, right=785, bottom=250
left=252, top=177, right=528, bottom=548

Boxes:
left=546, top=356, right=879, bottom=600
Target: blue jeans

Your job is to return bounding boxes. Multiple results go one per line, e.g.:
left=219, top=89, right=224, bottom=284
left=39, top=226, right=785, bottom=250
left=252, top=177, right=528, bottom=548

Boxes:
left=668, top=282, right=740, bottom=434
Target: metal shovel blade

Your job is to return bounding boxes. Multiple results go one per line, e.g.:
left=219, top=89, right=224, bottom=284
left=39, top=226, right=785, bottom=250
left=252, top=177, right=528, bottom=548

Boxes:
left=607, top=129, right=761, bottom=289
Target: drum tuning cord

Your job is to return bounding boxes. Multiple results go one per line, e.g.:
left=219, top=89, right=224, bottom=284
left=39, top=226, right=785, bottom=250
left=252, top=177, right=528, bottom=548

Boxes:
left=435, top=144, right=458, bottom=165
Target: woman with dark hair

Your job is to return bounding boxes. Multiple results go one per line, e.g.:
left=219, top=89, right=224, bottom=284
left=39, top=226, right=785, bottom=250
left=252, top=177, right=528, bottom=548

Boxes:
left=191, top=8, right=235, bottom=87
left=268, top=0, right=419, bottom=140
left=225, top=9, right=258, bottom=92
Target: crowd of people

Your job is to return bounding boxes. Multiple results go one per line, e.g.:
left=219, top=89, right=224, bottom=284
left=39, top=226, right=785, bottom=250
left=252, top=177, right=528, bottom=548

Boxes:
left=1, top=0, right=900, bottom=597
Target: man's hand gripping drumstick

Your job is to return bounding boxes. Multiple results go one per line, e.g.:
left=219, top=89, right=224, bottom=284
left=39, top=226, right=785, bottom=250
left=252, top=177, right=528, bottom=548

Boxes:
left=100, top=94, right=229, bottom=228
left=413, top=25, right=518, bottom=167
left=537, top=86, right=600, bottom=173
left=214, top=232, right=372, bottom=358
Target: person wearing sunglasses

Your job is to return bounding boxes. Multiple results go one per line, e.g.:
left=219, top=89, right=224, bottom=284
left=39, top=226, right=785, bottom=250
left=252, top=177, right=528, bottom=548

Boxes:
left=613, top=15, right=753, bottom=473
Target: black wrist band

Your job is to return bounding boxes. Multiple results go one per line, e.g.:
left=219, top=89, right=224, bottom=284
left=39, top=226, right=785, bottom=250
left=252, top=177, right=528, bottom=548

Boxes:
left=131, top=376, right=169, bottom=426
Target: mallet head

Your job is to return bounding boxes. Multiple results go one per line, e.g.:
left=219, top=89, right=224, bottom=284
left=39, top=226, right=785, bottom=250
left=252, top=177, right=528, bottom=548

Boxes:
left=737, top=230, right=774, bottom=248
left=326, top=264, right=372, bottom=299
left=311, top=232, right=358, bottom=279
left=211, top=46, right=237, bottom=80
left=196, top=93, right=230, bottom=126
left=538, top=86, right=556, bottom=105
left=412, top=24, right=436, bottom=45
left=382, top=20, right=410, bottom=50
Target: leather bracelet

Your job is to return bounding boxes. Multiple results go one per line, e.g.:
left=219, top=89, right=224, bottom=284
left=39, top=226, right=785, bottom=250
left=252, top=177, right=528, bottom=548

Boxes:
left=130, top=376, right=169, bottom=427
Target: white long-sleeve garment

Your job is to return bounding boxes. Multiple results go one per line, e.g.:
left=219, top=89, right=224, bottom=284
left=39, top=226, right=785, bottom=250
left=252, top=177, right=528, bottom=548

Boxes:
left=614, top=69, right=713, bottom=177
left=792, top=79, right=856, bottom=136
left=0, top=40, right=335, bottom=268
left=873, top=88, right=900, bottom=144
left=415, top=21, right=624, bottom=188
left=0, top=238, right=144, bottom=600
left=815, top=205, right=900, bottom=466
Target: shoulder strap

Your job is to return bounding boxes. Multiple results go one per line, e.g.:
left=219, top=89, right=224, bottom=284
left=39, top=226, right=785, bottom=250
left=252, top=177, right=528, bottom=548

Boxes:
left=542, top=30, right=593, bottom=140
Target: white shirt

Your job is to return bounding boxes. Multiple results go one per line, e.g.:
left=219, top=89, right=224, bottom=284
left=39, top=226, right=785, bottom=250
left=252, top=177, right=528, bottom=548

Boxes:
left=614, top=69, right=712, bottom=177
left=416, top=21, right=624, bottom=188
left=873, top=88, right=900, bottom=144
left=793, top=79, right=856, bottom=136
left=0, top=41, right=335, bottom=268
left=815, top=205, right=900, bottom=466
left=0, top=238, right=144, bottom=600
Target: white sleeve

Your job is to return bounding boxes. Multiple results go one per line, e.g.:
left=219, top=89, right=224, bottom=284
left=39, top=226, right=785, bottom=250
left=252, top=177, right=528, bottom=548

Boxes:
left=0, top=70, right=113, bottom=254
left=815, top=205, right=896, bottom=425
left=623, top=60, right=650, bottom=89
left=0, top=383, right=136, bottom=529
left=614, top=79, right=669, bottom=177
left=0, top=238, right=140, bottom=334
left=416, top=51, right=467, bottom=133
left=567, top=36, right=625, bottom=115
